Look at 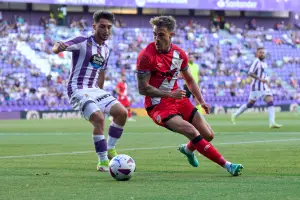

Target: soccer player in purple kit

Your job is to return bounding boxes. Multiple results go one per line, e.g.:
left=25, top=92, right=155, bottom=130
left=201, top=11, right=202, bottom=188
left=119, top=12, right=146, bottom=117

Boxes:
left=52, top=10, right=127, bottom=172
left=232, top=47, right=282, bottom=128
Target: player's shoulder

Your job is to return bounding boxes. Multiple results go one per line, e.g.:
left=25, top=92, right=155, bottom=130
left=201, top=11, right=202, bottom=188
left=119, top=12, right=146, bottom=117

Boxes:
left=253, top=58, right=260, bottom=63
left=63, top=35, right=89, bottom=46
left=139, top=42, right=156, bottom=57
left=171, top=44, right=187, bottom=58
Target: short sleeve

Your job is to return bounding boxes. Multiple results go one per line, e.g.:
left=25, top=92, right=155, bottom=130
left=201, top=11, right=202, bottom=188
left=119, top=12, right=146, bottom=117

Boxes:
left=248, top=59, right=259, bottom=74
left=180, top=50, right=188, bottom=71
left=63, top=36, right=86, bottom=52
left=136, top=51, right=152, bottom=73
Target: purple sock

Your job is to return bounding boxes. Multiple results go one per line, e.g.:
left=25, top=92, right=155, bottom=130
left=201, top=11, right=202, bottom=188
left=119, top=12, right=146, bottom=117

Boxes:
left=107, top=123, right=123, bottom=149
left=93, top=135, right=108, bottom=162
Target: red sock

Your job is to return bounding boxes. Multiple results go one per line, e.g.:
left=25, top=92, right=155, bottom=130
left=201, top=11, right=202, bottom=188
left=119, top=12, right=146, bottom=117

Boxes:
left=127, top=108, right=132, bottom=118
left=187, top=141, right=196, bottom=151
left=192, top=135, right=226, bottom=167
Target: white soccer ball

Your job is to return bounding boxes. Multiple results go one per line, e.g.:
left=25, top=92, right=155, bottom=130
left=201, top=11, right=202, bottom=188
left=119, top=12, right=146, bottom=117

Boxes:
left=109, top=154, right=136, bottom=181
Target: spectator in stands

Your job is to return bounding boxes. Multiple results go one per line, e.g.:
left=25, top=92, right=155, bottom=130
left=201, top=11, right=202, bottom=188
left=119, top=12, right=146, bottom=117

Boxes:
left=246, top=18, right=257, bottom=30
left=289, top=73, right=299, bottom=89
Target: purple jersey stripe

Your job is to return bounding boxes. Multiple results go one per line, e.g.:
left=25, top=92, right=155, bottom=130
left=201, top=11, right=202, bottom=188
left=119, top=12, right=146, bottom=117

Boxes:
left=87, top=69, right=98, bottom=87
left=260, top=66, right=265, bottom=91
left=67, top=50, right=80, bottom=97
left=77, top=39, right=92, bottom=89
left=64, top=36, right=87, bottom=46
left=87, top=47, right=102, bottom=87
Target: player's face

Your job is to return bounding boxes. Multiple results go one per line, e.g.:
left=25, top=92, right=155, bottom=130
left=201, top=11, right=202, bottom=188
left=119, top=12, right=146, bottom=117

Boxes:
left=93, top=18, right=112, bottom=42
left=257, top=49, right=265, bottom=60
left=153, top=26, right=173, bottom=53
left=188, top=55, right=194, bottom=63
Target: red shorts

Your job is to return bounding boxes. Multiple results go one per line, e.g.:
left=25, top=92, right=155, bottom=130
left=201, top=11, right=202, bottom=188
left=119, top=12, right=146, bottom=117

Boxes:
left=146, top=98, right=197, bottom=127
left=118, top=96, right=130, bottom=107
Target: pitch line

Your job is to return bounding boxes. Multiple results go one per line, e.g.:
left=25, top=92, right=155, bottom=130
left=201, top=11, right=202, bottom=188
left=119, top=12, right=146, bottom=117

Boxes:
left=0, top=132, right=299, bottom=136
left=1, top=138, right=300, bottom=159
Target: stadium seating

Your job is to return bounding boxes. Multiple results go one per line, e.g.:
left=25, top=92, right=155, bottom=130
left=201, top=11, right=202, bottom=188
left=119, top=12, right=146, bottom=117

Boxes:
left=0, top=15, right=299, bottom=111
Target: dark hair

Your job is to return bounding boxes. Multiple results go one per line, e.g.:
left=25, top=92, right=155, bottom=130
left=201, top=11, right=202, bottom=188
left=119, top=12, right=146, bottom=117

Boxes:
left=149, top=16, right=176, bottom=32
left=93, top=10, right=115, bottom=23
left=257, top=47, right=264, bottom=51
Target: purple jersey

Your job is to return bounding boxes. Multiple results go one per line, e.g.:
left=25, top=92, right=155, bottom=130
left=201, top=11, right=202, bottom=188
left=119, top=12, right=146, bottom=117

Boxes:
left=248, top=58, right=270, bottom=91
left=63, top=35, right=110, bottom=98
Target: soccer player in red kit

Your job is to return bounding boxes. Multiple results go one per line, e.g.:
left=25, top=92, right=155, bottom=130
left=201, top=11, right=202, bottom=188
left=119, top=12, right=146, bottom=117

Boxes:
left=136, top=16, right=243, bottom=176
left=116, top=75, right=135, bottom=121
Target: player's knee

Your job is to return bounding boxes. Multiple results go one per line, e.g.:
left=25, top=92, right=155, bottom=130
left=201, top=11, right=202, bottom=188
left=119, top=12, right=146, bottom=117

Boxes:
left=247, top=101, right=255, bottom=108
left=266, top=100, right=274, bottom=107
left=90, top=112, right=105, bottom=127
left=113, top=106, right=128, bottom=125
left=205, top=131, right=214, bottom=142
left=119, top=107, right=128, bottom=121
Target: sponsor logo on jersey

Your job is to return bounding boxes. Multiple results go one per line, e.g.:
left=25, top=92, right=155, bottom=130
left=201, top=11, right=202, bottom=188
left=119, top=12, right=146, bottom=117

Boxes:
left=90, top=54, right=105, bottom=69
left=96, top=94, right=111, bottom=102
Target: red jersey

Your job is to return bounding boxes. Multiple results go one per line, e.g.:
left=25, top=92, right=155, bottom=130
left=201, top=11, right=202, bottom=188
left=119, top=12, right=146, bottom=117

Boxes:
left=116, top=81, right=128, bottom=97
left=136, top=42, right=188, bottom=109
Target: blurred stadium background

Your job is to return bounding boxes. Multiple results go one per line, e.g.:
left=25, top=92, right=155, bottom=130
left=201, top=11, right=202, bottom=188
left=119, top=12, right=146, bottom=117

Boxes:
left=0, top=0, right=299, bottom=118
left=1, top=1, right=300, bottom=200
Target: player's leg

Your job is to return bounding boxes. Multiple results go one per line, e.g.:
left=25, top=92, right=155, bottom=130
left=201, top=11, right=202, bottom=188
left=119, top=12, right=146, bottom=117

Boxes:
left=178, top=98, right=214, bottom=142
left=107, top=103, right=128, bottom=159
left=191, top=111, right=214, bottom=142
left=264, top=95, right=282, bottom=128
left=232, top=99, right=256, bottom=124
left=126, top=106, right=136, bottom=121
left=165, top=116, right=243, bottom=176
left=83, top=103, right=109, bottom=172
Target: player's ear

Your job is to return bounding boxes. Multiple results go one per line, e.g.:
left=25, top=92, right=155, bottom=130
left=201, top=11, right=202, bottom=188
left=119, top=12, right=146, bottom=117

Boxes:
left=92, top=23, right=96, bottom=31
left=170, top=32, right=175, bottom=38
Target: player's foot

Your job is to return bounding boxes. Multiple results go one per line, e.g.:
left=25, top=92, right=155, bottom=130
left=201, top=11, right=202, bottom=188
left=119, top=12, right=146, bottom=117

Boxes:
left=97, top=160, right=109, bottom=172
left=269, top=123, right=282, bottom=129
left=227, top=164, right=244, bottom=176
left=178, top=144, right=199, bottom=167
left=108, top=148, right=118, bottom=160
left=127, top=118, right=136, bottom=122
left=231, top=114, right=236, bottom=125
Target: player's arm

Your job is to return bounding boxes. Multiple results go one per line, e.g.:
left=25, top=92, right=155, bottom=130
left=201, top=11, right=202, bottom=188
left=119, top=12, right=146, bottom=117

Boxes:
left=249, top=72, right=267, bottom=83
left=98, top=70, right=105, bottom=89
left=115, top=84, right=121, bottom=95
left=52, top=36, right=85, bottom=54
left=136, top=71, right=170, bottom=97
left=136, top=53, right=185, bottom=99
left=52, top=42, right=68, bottom=54
left=136, top=71, right=185, bottom=99
left=248, top=59, right=267, bottom=83
left=181, top=68, right=210, bottom=114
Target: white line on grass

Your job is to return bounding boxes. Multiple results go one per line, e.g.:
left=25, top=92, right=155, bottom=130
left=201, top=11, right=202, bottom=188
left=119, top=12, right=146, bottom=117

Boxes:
left=1, top=138, right=300, bottom=159
left=0, top=131, right=299, bottom=136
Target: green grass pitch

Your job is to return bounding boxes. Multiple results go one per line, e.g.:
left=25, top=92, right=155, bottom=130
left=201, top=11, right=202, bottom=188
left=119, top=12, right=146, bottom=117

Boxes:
left=1, top=112, right=300, bottom=200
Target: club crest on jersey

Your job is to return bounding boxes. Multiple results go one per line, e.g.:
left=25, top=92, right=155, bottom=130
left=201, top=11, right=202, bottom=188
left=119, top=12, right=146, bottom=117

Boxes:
left=90, top=54, right=105, bottom=70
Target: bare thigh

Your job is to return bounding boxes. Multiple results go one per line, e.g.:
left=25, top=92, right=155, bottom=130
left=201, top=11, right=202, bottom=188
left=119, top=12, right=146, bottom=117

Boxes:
left=191, top=112, right=214, bottom=142
left=164, top=115, right=200, bottom=140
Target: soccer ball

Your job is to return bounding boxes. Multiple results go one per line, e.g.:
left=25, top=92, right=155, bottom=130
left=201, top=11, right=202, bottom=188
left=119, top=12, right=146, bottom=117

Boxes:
left=109, top=154, right=136, bottom=181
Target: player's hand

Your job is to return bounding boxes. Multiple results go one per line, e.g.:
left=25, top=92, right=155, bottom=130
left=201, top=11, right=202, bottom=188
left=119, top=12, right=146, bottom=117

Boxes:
left=57, top=42, right=68, bottom=52
left=200, top=102, right=211, bottom=114
left=53, top=42, right=68, bottom=54
left=260, top=79, right=267, bottom=83
left=169, top=89, right=186, bottom=99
